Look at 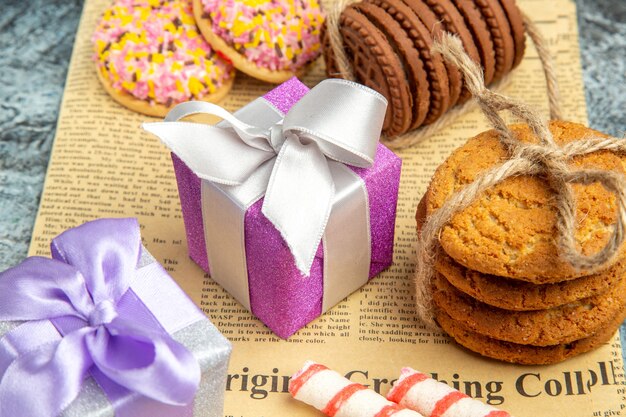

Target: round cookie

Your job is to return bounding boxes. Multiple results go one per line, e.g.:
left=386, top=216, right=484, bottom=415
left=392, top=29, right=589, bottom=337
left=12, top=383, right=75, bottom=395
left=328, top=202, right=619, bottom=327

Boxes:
left=473, top=0, right=515, bottom=81
left=401, top=0, right=462, bottom=107
left=450, top=0, right=497, bottom=86
left=93, top=0, right=234, bottom=117
left=367, top=0, right=451, bottom=125
left=498, top=0, right=526, bottom=69
left=326, top=5, right=414, bottom=137
left=435, top=251, right=624, bottom=311
left=418, top=0, right=481, bottom=66
left=355, top=2, right=431, bottom=129
left=193, top=0, right=325, bottom=84
left=426, top=120, right=621, bottom=282
left=432, top=272, right=626, bottom=346
left=434, top=305, right=626, bottom=365
left=419, top=0, right=481, bottom=102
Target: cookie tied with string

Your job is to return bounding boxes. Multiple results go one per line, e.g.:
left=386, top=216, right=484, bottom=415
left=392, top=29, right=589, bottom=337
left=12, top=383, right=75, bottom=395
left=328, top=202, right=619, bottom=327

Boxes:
left=426, top=120, right=623, bottom=282
left=415, top=33, right=626, bottom=365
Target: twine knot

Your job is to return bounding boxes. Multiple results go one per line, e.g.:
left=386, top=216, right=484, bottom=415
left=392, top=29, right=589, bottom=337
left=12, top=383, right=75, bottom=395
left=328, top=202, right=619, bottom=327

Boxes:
left=415, top=33, right=626, bottom=329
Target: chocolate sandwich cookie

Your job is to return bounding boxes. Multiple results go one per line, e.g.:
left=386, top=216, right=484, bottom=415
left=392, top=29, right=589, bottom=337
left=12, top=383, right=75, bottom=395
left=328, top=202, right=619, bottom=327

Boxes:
left=434, top=304, right=626, bottom=365
left=498, top=0, right=526, bottom=69
left=432, top=272, right=626, bottom=346
left=354, top=2, right=431, bottom=129
left=450, top=0, right=496, bottom=86
left=425, top=121, right=622, bottom=282
left=367, top=0, right=451, bottom=125
left=401, top=0, right=463, bottom=107
left=327, top=6, right=414, bottom=137
left=419, top=0, right=483, bottom=102
left=435, top=251, right=625, bottom=311
left=473, top=0, right=515, bottom=81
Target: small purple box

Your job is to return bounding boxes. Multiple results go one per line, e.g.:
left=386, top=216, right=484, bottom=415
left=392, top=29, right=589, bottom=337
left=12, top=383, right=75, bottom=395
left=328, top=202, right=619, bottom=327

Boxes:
left=171, top=78, right=401, bottom=338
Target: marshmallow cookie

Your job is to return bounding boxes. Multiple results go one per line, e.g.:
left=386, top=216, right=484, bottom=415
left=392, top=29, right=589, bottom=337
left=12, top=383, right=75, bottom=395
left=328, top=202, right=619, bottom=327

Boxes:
left=93, top=0, right=235, bottom=117
left=193, top=0, right=325, bottom=83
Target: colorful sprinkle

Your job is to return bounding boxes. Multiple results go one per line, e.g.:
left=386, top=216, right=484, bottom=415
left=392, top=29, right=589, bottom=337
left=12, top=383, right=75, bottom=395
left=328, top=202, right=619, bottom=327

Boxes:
left=201, top=0, right=324, bottom=71
left=93, top=0, right=233, bottom=106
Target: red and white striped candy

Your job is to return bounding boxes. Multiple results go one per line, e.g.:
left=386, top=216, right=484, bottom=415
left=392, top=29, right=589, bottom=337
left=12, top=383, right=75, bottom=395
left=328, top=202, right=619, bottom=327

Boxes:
left=387, top=368, right=511, bottom=417
left=290, top=362, right=424, bottom=417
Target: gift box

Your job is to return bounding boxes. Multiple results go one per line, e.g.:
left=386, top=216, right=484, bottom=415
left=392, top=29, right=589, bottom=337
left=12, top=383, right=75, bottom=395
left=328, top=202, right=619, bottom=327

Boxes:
left=144, top=78, right=402, bottom=339
left=0, top=218, right=231, bottom=417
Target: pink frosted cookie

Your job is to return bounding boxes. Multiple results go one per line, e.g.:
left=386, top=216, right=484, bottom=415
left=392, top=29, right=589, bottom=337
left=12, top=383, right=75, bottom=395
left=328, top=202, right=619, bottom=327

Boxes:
left=387, top=368, right=512, bottom=417
left=93, top=0, right=234, bottom=117
left=290, top=361, right=424, bottom=417
left=193, top=0, right=324, bottom=83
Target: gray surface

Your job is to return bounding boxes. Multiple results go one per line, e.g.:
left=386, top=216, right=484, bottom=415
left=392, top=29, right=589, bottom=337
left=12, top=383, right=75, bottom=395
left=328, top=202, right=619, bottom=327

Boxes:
left=0, top=0, right=624, bottom=372
left=0, top=0, right=83, bottom=263
left=576, top=0, right=626, bottom=137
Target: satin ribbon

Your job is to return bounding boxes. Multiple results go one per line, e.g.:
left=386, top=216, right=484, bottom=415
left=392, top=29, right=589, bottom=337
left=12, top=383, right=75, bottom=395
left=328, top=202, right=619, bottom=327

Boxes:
left=143, top=78, right=387, bottom=276
left=0, top=218, right=201, bottom=417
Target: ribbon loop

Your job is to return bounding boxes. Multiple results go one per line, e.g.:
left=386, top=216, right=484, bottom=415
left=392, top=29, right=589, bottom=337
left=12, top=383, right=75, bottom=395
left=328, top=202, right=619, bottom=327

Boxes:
left=144, top=78, right=387, bottom=275
left=282, top=78, right=387, bottom=167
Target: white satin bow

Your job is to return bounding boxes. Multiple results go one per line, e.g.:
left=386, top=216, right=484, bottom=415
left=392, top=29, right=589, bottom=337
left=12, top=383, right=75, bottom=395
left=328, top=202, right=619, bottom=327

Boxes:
left=143, top=79, right=387, bottom=275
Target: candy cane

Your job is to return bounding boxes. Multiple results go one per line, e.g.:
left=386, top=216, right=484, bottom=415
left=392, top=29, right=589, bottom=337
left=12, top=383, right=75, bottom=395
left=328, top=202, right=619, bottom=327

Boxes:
left=387, top=368, right=511, bottom=417
left=290, top=362, right=424, bottom=417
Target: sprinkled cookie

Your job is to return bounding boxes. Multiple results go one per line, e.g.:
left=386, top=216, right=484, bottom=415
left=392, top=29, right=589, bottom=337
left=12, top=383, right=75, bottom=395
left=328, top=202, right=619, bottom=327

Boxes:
left=425, top=121, right=623, bottom=282
left=93, top=0, right=234, bottom=117
left=435, top=251, right=624, bottom=311
left=434, top=304, right=626, bottom=365
left=193, top=0, right=324, bottom=83
left=432, top=271, right=626, bottom=346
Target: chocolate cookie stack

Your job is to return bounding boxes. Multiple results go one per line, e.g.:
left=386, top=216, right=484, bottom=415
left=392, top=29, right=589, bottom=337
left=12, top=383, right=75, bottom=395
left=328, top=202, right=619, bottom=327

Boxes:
left=322, top=0, right=526, bottom=137
left=418, top=120, right=626, bottom=365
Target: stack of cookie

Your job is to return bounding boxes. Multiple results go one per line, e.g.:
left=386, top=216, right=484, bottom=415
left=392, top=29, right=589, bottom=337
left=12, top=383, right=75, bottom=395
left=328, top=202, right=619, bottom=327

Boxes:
left=322, top=0, right=526, bottom=137
left=418, top=120, right=626, bottom=365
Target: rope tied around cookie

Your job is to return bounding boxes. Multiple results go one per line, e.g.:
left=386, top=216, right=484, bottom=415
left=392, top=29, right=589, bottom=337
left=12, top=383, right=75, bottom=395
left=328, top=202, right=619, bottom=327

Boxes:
left=415, top=33, right=626, bottom=328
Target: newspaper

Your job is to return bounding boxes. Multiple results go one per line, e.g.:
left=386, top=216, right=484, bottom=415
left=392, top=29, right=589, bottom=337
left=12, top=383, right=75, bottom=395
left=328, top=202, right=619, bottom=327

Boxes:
left=29, top=0, right=625, bottom=415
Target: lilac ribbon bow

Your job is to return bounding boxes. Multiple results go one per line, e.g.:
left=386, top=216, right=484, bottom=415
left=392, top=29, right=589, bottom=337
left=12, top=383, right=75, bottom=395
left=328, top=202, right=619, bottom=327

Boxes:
left=0, top=218, right=200, bottom=417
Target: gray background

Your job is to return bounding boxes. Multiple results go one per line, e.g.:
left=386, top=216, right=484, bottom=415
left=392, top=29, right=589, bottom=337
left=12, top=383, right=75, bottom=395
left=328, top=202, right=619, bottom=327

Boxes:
left=0, top=0, right=624, bottom=367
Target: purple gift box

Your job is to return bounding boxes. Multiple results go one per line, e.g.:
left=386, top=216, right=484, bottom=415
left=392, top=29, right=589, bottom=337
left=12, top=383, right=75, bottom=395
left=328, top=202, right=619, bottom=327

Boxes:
left=165, top=78, right=401, bottom=338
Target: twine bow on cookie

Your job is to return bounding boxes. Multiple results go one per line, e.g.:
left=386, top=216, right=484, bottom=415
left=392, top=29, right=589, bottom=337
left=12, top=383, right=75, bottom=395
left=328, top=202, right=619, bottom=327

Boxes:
left=415, top=33, right=626, bottom=328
